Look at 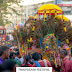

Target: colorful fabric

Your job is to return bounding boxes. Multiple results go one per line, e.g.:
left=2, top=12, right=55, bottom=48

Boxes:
left=64, top=60, right=72, bottom=72
left=32, top=60, right=52, bottom=67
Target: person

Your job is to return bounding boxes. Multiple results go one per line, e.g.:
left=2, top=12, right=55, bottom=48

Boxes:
left=0, top=46, right=10, bottom=64
left=60, top=49, right=69, bottom=72
left=32, top=52, right=52, bottom=67
left=15, top=51, right=21, bottom=61
left=9, top=52, right=16, bottom=60
left=0, top=60, right=19, bottom=72
left=15, top=51, right=24, bottom=65
left=14, top=52, right=21, bottom=66
left=22, top=55, right=32, bottom=67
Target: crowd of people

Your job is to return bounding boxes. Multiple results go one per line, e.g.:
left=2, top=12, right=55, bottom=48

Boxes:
left=0, top=46, right=72, bottom=72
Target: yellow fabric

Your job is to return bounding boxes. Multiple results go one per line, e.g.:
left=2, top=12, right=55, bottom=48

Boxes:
left=55, top=12, right=57, bottom=18
left=52, top=33, right=55, bottom=36
left=35, top=14, right=37, bottom=19
left=56, top=15, right=70, bottom=21
left=22, top=51, right=25, bottom=52
left=27, top=39, right=30, bottom=42
left=46, top=46, right=48, bottom=49
left=32, top=26, right=35, bottom=31
left=38, top=4, right=62, bottom=14
left=66, top=39, right=69, bottom=44
left=30, top=38, right=32, bottom=42
left=44, top=13, right=46, bottom=21
left=64, top=27, right=66, bottom=32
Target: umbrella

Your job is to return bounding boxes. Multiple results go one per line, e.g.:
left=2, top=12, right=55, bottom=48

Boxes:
left=38, top=4, right=63, bottom=15
left=56, top=15, right=70, bottom=21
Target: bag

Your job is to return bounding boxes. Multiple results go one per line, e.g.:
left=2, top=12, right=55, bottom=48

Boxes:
left=43, top=59, right=48, bottom=67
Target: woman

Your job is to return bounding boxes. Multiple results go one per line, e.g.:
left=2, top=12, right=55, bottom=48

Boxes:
left=22, top=55, right=32, bottom=67
left=32, top=52, right=52, bottom=67
left=60, top=49, right=69, bottom=72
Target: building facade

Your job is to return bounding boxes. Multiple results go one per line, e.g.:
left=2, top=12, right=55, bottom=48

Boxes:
left=57, top=0, right=72, bottom=25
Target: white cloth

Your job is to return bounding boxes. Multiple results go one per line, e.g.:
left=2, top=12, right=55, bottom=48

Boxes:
left=19, top=57, right=24, bottom=64
left=15, top=57, right=19, bottom=61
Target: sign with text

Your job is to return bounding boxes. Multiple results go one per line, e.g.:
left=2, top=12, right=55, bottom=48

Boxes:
left=16, top=67, right=52, bottom=72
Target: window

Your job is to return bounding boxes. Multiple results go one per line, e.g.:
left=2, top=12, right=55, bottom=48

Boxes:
left=63, top=11, right=71, bottom=15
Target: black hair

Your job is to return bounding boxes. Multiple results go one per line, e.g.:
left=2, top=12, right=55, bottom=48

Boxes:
left=24, top=55, right=31, bottom=67
left=15, top=49, right=19, bottom=51
left=9, top=52, right=15, bottom=59
left=60, top=49, right=68, bottom=56
left=32, top=52, right=40, bottom=61
left=0, top=46, right=9, bottom=56
left=39, top=53, right=43, bottom=60
left=62, top=49, right=67, bottom=56
left=0, top=60, right=16, bottom=72
left=30, top=62, right=34, bottom=65
left=15, top=51, right=20, bottom=56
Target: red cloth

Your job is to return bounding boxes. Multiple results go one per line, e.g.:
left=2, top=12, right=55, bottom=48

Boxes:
left=65, top=60, right=72, bottom=72
left=22, top=63, right=32, bottom=67
left=32, top=60, right=52, bottom=67
left=61, top=57, right=69, bottom=72
left=69, top=60, right=72, bottom=72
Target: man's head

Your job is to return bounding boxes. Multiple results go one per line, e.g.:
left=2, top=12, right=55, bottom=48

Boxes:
left=60, top=49, right=67, bottom=59
left=32, top=52, right=40, bottom=61
left=9, top=52, right=16, bottom=59
left=15, top=51, right=21, bottom=58
left=0, top=46, right=10, bottom=59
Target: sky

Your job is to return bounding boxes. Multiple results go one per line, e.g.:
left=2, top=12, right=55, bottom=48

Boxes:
left=20, top=0, right=54, bottom=6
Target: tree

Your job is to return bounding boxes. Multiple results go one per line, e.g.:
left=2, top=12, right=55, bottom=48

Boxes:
left=0, top=0, right=22, bottom=26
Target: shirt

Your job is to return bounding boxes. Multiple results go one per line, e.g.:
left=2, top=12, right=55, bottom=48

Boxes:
left=65, top=60, right=72, bottom=72
left=0, top=57, right=4, bottom=64
left=19, top=57, right=24, bottom=64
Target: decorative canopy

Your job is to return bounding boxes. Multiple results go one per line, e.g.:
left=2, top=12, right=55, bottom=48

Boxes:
left=38, top=4, right=63, bottom=15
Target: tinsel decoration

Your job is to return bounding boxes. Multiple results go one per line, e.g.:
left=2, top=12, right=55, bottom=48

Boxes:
left=44, top=10, right=46, bottom=24
left=26, top=13, right=38, bottom=50
left=63, top=19, right=70, bottom=45
left=55, top=10, right=57, bottom=23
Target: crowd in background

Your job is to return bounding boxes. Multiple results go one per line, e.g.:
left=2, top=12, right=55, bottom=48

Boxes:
left=0, top=46, right=72, bottom=72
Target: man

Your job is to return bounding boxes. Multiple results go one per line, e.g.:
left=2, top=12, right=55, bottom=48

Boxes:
left=9, top=52, right=21, bottom=66
left=0, top=46, right=10, bottom=64
left=60, top=49, right=69, bottom=72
